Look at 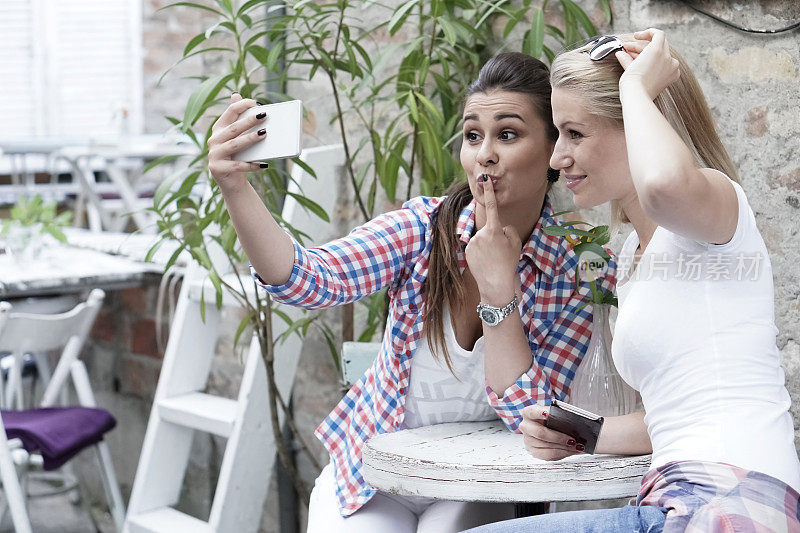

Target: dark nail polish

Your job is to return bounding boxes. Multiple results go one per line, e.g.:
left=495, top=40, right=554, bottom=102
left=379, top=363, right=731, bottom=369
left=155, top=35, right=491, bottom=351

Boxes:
left=256, top=112, right=266, bottom=119
left=481, top=174, right=488, bottom=182
left=259, top=163, right=269, bottom=169
left=257, top=128, right=266, bottom=136
left=567, top=439, right=576, bottom=446
left=576, top=444, right=585, bottom=451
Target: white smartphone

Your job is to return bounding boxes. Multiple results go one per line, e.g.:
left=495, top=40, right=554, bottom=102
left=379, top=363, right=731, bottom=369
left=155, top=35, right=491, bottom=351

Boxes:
left=233, top=99, right=303, bottom=162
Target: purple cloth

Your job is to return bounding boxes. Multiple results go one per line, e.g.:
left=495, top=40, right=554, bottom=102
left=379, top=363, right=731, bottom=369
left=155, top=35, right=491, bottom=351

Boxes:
left=2, top=407, right=116, bottom=470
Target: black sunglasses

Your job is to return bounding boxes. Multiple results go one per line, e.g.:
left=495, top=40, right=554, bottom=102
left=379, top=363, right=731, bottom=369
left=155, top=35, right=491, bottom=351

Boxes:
left=585, top=35, right=624, bottom=61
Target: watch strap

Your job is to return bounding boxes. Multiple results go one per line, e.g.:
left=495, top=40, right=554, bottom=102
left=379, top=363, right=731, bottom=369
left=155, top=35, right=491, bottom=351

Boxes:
left=477, top=294, right=519, bottom=325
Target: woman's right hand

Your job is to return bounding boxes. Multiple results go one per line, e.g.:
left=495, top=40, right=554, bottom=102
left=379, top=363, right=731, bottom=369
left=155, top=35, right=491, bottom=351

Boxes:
left=207, top=93, right=269, bottom=193
left=520, top=405, right=583, bottom=460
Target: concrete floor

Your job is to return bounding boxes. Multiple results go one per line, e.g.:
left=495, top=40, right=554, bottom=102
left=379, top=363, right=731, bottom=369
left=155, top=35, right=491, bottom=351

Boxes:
left=0, top=478, right=115, bottom=533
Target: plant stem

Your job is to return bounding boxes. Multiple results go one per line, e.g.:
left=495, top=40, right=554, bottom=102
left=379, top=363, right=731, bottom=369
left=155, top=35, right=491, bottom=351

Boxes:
left=329, top=73, right=370, bottom=221
left=259, top=296, right=311, bottom=504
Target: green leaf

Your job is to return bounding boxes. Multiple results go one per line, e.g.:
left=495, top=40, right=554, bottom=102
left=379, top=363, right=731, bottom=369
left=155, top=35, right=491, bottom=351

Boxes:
left=183, top=74, right=232, bottom=127
left=237, top=0, right=265, bottom=16
left=184, top=33, right=207, bottom=56
left=389, top=0, right=418, bottom=35
left=159, top=1, right=224, bottom=17
left=572, top=241, right=611, bottom=262
left=143, top=154, right=182, bottom=175
left=265, top=40, right=285, bottom=72
left=598, top=0, right=613, bottom=24
left=560, top=0, right=579, bottom=48
left=233, top=311, right=255, bottom=350
left=542, top=225, right=596, bottom=238
left=290, top=156, right=317, bottom=179
left=438, top=17, right=457, bottom=46
left=406, top=91, right=419, bottom=122
left=249, top=44, right=270, bottom=64
left=144, top=238, right=166, bottom=263
left=286, top=192, right=330, bottom=222
left=208, top=270, right=223, bottom=309
left=528, top=7, right=544, bottom=59
left=199, top=288, right=206, bottom=322
left=563, top=0, right=597, bottom=38
left=163, top=244, right=186, bottom=272
left=503, top=7, right=527, bottom=38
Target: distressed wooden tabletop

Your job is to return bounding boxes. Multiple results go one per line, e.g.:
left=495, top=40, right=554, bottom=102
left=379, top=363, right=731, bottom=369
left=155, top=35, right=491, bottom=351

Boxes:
left=363, top=420, right=651, bottom=503
left=0, top=244, right=158, bottom=298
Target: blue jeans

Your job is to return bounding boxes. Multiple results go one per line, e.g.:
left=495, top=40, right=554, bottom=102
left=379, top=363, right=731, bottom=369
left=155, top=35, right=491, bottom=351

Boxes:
left=461, top=504, right=668, bottom=533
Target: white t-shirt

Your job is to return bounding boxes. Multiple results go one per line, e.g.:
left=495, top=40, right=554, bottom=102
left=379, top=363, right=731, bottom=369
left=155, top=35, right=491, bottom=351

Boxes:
left=612, top=179, right=800, bottom=491
left=402, top=305, right=499, bottom=429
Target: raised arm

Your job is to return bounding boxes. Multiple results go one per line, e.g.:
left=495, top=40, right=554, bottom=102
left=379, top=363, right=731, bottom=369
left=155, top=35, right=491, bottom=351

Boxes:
left=207, top=93, right=294, bottom=285
left=615, top=29, right=738, bottom=245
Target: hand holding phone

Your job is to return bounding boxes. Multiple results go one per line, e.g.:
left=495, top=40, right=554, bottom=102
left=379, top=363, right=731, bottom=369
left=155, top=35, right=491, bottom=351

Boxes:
left=232, top=100, right=303, bottom=162
left=544, top=399, right=604, bottom=454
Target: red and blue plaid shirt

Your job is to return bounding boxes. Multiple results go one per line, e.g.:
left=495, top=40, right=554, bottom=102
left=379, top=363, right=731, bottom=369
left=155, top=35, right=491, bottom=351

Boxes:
left=254, top=195, right=616, bottom=516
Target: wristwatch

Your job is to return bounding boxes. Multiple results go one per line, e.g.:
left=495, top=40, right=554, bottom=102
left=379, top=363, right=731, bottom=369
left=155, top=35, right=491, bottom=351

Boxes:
left=476, top=294, right=519, bottom=326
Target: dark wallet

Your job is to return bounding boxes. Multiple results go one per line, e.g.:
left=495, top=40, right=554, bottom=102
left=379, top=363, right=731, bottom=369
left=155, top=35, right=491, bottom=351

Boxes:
left=543, top=399, right=604, bottom=454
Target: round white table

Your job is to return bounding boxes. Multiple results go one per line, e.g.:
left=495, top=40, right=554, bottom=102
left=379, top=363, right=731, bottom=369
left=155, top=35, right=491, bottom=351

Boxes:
left=363, top=420, right=651, bottom=504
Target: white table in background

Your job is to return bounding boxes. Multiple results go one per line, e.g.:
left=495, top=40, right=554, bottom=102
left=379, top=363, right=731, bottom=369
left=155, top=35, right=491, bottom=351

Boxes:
left=0, top=244, right=160, bottom=299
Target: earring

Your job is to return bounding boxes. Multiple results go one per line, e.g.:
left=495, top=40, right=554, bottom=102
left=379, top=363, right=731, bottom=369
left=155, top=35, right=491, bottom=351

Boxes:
left=547, top=168, right=560, bottom=183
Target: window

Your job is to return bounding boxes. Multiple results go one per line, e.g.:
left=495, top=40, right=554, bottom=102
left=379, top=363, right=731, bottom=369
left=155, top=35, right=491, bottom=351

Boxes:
left=0, top=0, right=143, bottom=138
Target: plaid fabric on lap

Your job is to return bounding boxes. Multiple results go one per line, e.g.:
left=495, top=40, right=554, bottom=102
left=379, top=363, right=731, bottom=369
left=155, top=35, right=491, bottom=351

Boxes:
left=253, top=195, right=616, bottom=516
left=637, top=460, right=800, bottom=532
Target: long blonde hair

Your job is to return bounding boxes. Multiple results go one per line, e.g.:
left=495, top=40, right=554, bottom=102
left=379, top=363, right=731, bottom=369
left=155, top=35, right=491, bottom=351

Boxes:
left=550, top=34, right=738, bottom=224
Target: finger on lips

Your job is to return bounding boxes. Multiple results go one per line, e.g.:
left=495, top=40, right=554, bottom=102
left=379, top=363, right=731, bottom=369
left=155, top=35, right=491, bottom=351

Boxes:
left=480, top=175, right=501, bottom=228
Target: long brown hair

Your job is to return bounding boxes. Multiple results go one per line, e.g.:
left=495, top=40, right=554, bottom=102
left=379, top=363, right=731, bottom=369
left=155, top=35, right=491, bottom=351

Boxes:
left=550, top=34, right=739, bottom=225
left=423, top=52, right=557, bottom=374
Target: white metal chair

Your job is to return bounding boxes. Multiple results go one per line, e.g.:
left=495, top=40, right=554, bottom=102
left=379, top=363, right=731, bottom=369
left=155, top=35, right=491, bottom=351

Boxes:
left=0, top=302, right=32, bottom=533
left=0, top=289, right=126, bottom=531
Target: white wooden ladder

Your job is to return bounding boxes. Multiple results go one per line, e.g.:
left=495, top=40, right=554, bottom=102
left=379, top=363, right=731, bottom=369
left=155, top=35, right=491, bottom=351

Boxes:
left=123, top=145, right=344, bottom=532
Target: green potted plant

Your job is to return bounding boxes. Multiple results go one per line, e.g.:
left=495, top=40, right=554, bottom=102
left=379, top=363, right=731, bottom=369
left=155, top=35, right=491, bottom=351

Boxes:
left=1, top=195, right=72, bottom=262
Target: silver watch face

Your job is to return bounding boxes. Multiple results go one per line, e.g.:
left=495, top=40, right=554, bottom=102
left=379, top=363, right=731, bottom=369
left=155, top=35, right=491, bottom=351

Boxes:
left=480, top=308, right=499, bottom=325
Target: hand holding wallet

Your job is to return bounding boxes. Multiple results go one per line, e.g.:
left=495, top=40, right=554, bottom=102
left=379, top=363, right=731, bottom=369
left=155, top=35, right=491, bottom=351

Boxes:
left=544, top=399, right=604, bottom=454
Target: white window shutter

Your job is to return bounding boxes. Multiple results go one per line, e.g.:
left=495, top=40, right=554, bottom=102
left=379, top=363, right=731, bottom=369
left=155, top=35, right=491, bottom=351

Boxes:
left=0, top=0, right=143, bottom=138
left=0, top=0, right=40, bottom=136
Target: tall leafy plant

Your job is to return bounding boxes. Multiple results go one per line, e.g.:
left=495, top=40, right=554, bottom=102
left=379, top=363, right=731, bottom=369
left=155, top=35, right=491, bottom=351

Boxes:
left=150, top=0, right=611, bottom=506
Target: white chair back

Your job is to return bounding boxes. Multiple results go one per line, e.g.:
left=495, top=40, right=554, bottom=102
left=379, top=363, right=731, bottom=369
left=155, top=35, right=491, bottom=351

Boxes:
left=0, top=289, right=104, bottom=354
left=0, top=289, right=105, bottom=409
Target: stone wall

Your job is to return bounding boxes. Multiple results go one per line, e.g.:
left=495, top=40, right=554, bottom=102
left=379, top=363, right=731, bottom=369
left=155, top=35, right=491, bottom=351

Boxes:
left=77, top=1, right=799, bottom=531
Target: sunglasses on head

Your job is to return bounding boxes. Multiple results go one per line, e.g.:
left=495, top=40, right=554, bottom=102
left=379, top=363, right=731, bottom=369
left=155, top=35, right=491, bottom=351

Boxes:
left=585, top=35, right=624, bottom=61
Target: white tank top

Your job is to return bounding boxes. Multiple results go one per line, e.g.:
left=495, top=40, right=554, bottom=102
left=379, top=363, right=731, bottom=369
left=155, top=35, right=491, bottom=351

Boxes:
left=402, top=305, right=499, bottom=429
left=612, top=179, right=800, bottom=490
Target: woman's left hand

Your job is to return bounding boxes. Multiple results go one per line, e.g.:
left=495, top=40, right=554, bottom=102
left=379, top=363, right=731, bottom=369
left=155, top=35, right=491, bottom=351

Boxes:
left=615, top=28, right=680, bottom=100
left=465, top=177, right=521, bottom=306
left=520, top=405, right=583, bottom=460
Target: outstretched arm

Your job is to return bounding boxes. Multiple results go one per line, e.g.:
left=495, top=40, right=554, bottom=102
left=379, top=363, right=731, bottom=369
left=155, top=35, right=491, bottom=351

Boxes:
left=207, top=93, right=294, bottom=285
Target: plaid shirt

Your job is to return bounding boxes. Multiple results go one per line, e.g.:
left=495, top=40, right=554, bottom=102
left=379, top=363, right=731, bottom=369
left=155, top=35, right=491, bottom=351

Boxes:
left=255, top=195, right=616, bottom=516
left=637, top=460, right=800, bottom=532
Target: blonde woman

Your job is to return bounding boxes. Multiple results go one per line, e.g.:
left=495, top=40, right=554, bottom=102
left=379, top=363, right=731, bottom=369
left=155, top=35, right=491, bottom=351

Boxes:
left=465, top=30, right=800, bottom=532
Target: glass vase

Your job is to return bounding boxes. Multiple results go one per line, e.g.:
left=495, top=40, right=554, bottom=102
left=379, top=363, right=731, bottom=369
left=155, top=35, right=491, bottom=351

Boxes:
left=6, top=223, right=44, bottom=263
left=568, top=304, right=637, bottom=417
